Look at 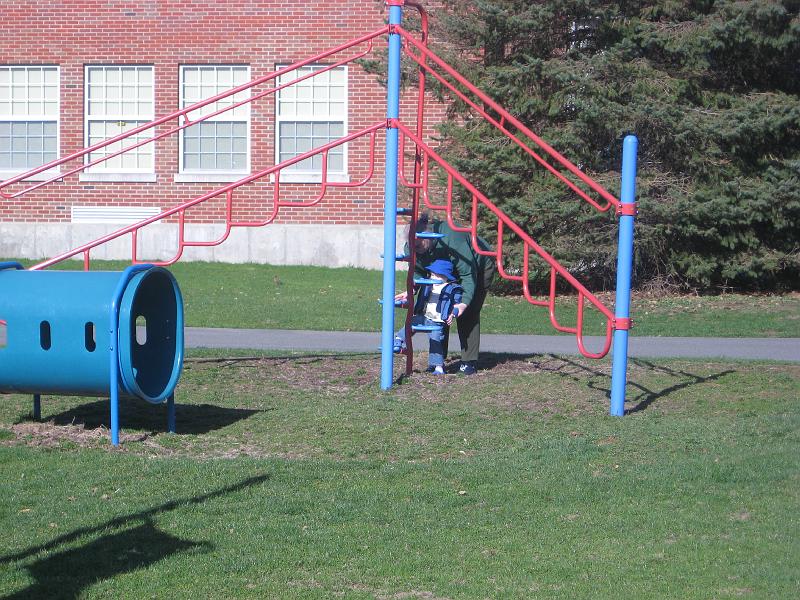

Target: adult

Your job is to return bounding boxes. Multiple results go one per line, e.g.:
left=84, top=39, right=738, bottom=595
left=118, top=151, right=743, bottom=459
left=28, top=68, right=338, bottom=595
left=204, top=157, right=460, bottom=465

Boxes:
left=396, top=212, right=496, bottom=374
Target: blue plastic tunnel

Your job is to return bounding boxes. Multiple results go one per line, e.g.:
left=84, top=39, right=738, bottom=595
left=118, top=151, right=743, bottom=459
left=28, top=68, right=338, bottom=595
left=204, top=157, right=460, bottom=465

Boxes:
left=0, top=266, right=183, bottom=403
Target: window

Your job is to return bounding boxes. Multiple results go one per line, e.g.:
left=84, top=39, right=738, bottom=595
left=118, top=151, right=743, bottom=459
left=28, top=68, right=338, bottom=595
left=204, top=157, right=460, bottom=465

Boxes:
left=0, top=66, right=59, bottom=175
left=84, top=66, right=154, bottom=174
left=276, top=64, right=347, bottom=182
left=179, top=65, right=250, bottom=177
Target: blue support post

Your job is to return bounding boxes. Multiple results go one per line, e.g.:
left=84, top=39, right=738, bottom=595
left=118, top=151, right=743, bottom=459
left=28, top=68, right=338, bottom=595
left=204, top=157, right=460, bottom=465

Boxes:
left=109, top=264, right=153, bottom=445
left=167, top=393, right=176, bottom=433
left=610, top=135, right=638, bottom=416
left=380, top=1, right=404, bottom=390
left=32, top=394, right=41, bottom=421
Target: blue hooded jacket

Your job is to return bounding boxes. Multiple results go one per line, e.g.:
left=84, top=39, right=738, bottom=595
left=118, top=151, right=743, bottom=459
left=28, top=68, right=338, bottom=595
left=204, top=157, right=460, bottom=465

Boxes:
left=413, top=275, right=464, bottom=320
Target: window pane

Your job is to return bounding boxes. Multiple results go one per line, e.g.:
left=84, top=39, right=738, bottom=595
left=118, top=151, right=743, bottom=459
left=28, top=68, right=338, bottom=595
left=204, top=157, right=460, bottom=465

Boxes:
left=232, top=136, right=246, bottom=154
left=232, top=153, right=246, bottom=169
left=180, top=65, right=251, bottom=172
left=296, top=122, right=312, bottom=138
left=185, top=136, right=199, bottom=153
left=87, top=120, right=152, bottom=171
left=199, top=153, right=216, bottom=169
left=328, top=154, right=343, bottom=171
left=184, top=153, right=199, bottom=169
left=217, top=154, right=231, bottom=169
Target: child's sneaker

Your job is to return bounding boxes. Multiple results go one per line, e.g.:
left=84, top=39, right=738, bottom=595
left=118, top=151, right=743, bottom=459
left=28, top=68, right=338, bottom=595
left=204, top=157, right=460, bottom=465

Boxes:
left=458, top=361, right=477, bottom=375
left=426, top=365, right=445, bottom=376
left=393, top=337, right=405, bottom=354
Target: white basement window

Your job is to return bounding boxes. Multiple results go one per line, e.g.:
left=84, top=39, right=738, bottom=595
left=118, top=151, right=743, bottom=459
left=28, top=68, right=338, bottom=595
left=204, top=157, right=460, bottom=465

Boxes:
left=71, top=205, right=162, bottom=224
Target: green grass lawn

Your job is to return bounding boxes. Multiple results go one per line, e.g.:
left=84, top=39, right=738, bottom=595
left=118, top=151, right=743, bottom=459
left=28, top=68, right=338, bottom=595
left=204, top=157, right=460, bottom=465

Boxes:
left=5, top=259, right=799, bottom=337
left=1, top=351, right=798, bottom=598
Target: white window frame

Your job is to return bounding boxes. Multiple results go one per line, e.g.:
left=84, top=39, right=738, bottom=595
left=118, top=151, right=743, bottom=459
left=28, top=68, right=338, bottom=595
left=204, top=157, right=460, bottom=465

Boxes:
left=81, top=65, right=156, bottom=182
left=275, top=64, right=349, bottom=184
left=0, top=65, right=60, bottom=181
left=175, top=64, right=251, bottom=183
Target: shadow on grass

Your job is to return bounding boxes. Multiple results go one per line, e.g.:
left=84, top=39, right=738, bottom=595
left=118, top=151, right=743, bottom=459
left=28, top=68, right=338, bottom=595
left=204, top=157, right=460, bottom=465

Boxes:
left=40, top=398, right=261, bottom=436
left=3, top=519, right=210, bottom=600
left=623, top=359, right=736, bottom=414
left=0, top=474, right=269, bottom=597
left=478, top=352, right=736, bottom=414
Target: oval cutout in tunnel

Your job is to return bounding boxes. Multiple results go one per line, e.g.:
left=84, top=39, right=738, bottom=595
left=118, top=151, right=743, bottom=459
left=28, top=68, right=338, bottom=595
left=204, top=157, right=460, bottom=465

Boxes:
left=136, top=315, right=147, bottom=345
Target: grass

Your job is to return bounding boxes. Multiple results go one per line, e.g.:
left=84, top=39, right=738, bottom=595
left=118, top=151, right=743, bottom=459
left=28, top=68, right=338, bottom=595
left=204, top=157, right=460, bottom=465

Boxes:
left=4, top=259, right=799, bottom=337
left=1, top=350, right=799, bottom=598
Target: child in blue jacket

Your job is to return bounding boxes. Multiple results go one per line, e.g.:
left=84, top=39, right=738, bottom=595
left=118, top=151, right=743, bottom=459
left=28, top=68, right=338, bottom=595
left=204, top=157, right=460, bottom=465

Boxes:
left=393, top=259, right=464, bottom=375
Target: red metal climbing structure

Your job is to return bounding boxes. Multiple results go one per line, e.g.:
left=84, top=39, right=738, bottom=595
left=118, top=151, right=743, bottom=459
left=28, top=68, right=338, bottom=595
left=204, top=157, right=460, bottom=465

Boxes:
left=1, top=1, right=625, bottom=369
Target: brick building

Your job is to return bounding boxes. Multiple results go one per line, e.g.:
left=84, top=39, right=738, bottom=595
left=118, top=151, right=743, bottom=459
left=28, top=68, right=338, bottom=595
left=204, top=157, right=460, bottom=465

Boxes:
left=0, top=0, right=443, bottom=267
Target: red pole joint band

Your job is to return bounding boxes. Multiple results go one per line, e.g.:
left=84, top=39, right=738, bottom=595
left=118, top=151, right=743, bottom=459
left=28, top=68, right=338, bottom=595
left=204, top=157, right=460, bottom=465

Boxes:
left=616, top=202, right=638, bottom=217
left=614, top=317, right=632, bottom=330
left=386, top=0, right=405, bottom=6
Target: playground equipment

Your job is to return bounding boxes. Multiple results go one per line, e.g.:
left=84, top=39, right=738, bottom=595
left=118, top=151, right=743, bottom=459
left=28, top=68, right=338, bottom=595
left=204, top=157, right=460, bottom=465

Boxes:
left=0, top=0, right=636, bottom=418
left=0, top=263, right=184, bottom=445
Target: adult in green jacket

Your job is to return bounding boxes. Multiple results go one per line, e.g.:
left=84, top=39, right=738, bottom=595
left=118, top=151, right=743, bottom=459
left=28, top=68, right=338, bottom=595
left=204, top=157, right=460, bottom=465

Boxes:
left=397, top=212, right=496, bottom=374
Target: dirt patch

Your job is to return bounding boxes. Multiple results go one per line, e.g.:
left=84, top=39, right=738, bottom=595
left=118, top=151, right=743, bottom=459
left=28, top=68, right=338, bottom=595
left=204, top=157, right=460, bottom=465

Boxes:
left=2, top=422, right=148, bottom=449
left=183, top=351, right=612, bottom=417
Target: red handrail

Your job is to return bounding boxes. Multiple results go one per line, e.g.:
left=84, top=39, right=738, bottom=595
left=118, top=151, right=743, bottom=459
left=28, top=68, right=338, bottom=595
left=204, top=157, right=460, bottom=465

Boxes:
left=396, top=120, right=616, bottom=359
left=0, top=26, right=388, bottom=199
left=397, top=27, right=619, bottom=213
left=7, top=11, right=618, bottom=360
left=31, top=122, right=384, bottom=271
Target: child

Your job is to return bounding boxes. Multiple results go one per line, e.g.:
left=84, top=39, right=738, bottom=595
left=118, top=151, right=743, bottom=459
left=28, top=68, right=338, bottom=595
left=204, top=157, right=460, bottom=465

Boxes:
left=393, top=259, right=464, bottom=375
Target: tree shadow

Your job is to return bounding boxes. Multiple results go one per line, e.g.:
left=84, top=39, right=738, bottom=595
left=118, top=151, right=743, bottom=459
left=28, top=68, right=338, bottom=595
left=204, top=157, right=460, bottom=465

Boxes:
left=623, top=359, right=736, bottom=414
left=3, top=519, right=210, bottom=600
left=0, top=474, right=272, bottom=572
left=476, top=352, right=736, bottom=414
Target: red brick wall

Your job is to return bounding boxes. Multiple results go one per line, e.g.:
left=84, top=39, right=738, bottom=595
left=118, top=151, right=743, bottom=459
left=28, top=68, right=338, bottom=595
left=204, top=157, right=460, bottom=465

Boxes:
left=0, top=0, right=446, bottom=225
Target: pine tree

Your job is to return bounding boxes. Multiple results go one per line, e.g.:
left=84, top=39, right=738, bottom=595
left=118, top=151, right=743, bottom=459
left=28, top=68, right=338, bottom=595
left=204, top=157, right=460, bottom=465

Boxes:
left=420, top=0, right=800, bottom=292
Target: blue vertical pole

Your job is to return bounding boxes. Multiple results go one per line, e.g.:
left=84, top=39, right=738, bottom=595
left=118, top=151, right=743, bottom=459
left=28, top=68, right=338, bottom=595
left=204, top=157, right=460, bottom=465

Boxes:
left=167, top=393, right=176, bottom=433
left=109, top=264, right=152, bottom=445
left=610, top=135, right=638, bottom=416
left=32, top=394, right=41, bottom=421
left=380, top=1, right=404, bottom=390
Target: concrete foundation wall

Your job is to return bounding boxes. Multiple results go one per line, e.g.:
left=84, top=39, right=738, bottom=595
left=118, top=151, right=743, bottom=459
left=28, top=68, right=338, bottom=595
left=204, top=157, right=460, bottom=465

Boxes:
left=0, top=222, right=409, bottom=270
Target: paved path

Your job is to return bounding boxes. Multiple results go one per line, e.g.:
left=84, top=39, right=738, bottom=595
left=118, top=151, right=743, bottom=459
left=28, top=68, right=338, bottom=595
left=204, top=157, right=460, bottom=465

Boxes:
left=185, top=327, right=800, bottom=362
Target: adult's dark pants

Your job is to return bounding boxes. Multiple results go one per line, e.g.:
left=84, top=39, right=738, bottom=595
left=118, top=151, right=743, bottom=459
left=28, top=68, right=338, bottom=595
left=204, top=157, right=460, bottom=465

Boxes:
left=444, top=263, right=495, bottom=364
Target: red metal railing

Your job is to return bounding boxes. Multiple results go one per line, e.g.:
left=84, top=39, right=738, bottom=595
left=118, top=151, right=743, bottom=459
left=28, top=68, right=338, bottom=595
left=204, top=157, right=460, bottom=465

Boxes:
left=395, top=5, right=617, bottom=360
left=4, top=5, right=619, bottom=359
left=31, top=122, right=383, bottom=270
left=0, top=29, right=387, bottom=270
left=397, top=26, right=620, bottom=213
left=396, top=121, right=615, bottom=359
left=0, top=26, right=388, bottom=201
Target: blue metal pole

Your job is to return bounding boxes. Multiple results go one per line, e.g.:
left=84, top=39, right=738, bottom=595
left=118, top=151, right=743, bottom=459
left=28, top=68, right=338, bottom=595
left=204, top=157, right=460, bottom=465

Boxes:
left=109, top=264, right=152, bottom=445
left=610, top=135, right=638, bottom=416
left=33, top=394, right=41, bottom=421
left=167, top=393, right=176, bottom=433
left=380, top=1, right=404, bottom=390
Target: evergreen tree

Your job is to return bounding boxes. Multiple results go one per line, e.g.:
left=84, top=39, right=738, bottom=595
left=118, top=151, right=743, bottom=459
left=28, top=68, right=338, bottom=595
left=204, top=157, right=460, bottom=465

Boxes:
left=417, top=0, right=800, bottom=292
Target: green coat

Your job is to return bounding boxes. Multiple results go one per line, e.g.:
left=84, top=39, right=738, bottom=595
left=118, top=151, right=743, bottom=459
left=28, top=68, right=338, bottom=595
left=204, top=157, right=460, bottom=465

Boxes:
left=413, top=220, right=495, bottom=307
